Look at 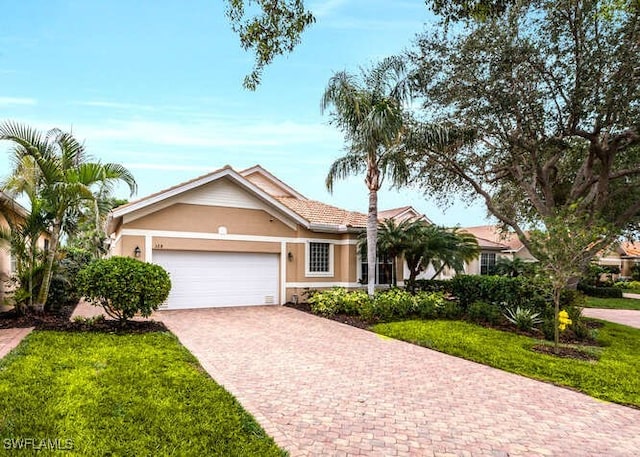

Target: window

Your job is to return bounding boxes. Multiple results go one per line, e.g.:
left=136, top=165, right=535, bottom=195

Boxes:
left=9, top=254, right=16, bottom=274
left=360, top=253, right=394, bottom=285
left=480, top=252, right=496, bottom=275
left=43, top=239, right=50, bottom=252
left=306, top=242, right=333, bottom=277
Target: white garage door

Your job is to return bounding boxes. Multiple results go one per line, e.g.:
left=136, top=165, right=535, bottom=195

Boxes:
left=153, top=251, right=279, bottom=309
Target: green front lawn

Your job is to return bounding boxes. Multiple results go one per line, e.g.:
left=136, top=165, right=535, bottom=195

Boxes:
left=0, top=331, right=285, bottom=456
left=584, top=296, right=640, bottom=310
left=373, top=319, right=640, bottom=408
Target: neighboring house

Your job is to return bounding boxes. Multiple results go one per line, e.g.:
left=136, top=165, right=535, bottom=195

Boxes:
left=378, top=206, right=432, bottom=224
left=0, top=192, right=50, bottom=305
left=107, top=165, right=414, bottom=310
left=596, top=241, right=640, bottom=278
left=459, top=225, right=536, bottom=276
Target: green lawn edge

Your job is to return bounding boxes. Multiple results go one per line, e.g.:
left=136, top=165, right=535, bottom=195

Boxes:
left=0, top=330, right=286, bottom=457
left=584, top=296, right=640, bottom=310
left=372, top=319, right=640, bottom=408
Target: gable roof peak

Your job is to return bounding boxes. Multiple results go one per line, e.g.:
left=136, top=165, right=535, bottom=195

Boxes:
left=239, top=165, right=307, bottom=200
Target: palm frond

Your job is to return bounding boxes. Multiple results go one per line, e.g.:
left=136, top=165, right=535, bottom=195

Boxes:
left=325, top=152, right=366, bottom=193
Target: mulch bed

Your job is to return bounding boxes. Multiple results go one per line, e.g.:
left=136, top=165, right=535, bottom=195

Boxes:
left=0, top=303, right=167, bottom=334
left=531, top=344, right=599, bottom=361
left=285, top=302, right=371, bottom=329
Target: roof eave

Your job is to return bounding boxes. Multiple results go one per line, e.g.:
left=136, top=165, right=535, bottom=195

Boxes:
left=108, top=167, right=310, bottom=234
left=309, top=223, right=363, bottom=234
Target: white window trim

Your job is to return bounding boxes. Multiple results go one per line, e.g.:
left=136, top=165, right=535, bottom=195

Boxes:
left=305, top=241, right=334, bottom=278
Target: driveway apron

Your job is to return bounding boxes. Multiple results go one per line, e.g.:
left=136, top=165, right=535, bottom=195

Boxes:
left=159, top=306, right=640, bottom=457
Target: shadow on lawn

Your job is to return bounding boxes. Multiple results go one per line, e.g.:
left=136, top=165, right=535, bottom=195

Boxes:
left=0, top=303, right=167, bottom=334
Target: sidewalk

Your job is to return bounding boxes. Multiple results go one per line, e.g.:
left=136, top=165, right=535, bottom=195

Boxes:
left=583, top=308, right=640, bottom=329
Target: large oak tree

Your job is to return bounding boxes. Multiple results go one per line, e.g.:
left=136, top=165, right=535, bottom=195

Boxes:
left=406, top=0, right=640, bottom=348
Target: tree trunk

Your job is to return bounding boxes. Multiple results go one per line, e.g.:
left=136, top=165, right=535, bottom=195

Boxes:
left=367, top=188, right=378, bottom=297
left=431, top=264, right=445, bottom=280
left=35, top=222, right=61, bottom=308
left=552, top=284, right=561, bottom=354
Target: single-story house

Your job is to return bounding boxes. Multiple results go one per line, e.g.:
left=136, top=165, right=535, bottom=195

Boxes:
left=596, top=241, right=640, bottom=278
left=459, top=225, right=536, bottom=276
left=107, top=165, right=419, bottom=310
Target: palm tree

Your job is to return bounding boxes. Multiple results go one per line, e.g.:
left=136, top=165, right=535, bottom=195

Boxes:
left=322, top=57, right=412, bottom=296
left=364, top=218, right=416, bottom=286
left=0, top=121, right=137, bottom=309
left=492, top=257, right=533, bottom=277
left=429, top=228, right=479, bottom=279
left=404, top=224, right=450, bottom=291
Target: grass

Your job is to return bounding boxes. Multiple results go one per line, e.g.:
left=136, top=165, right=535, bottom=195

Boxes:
left=0, top=331, right=285, bottom=456
left=622, top=288, right=640, bottom=294
left=584, top=296, right=640, bottom=310
left=372, top=319, right=640, bottom=408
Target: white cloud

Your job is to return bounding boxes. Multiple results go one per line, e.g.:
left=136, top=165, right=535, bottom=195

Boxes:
left=310, top=0, right=349, bottom=18
left=75, top=118, right=341, bottom=149
left=0, top=97, right=37, bottom=106
left=73, top=100, right=156, bottom=111
left=122, top=163, right=216, bottom=172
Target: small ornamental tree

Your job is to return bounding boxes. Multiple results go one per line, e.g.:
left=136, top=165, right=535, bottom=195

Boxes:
left=78, top=257, right=171, bottom=324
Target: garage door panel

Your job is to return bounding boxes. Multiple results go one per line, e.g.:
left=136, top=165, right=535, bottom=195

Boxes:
left=153, top=251, right=279, bottom=309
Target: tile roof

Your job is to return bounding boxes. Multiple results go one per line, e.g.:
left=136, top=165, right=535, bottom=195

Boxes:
left=461, top=225, right=525, bottom=251
left=378, top=206, right=413, bottom=220
left=620, top=241, right=640, bottom=257
left=275, top=197, right=368, bottom=228
left=110, top=164, right=421, bottom=232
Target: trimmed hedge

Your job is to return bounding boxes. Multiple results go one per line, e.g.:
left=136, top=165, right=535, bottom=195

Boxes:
left=308, top=287, right=449, bottom=322
left=450, top=275, right=549, bottom=312
left=411, top=279, right=453, bottom=293
left=577, top=283, right=623, bottom=298
left=78, top=257, right=171, bottom=323
left=413, top=275, right=550, bottom=312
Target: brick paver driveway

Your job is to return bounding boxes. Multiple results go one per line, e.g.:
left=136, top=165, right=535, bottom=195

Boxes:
left=159, top=307, right=640, bottom=457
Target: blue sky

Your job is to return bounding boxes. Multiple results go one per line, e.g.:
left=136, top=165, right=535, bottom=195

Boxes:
left=0, top=0, right=490, bottom=226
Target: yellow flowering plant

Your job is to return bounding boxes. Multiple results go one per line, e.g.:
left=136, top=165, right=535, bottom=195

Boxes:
left=558, top=309, right=572, bottom=331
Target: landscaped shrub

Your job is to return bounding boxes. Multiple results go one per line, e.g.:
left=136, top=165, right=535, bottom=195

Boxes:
left=413, top=291, right=445, bottom=319
left=308, top=287, right=349, bottom=317
left=467, top=301, right=502, bottom=325
left=450, top=275, right=549, bottom=312
left=372, top=288, right=415, bottom=321
left=577, top=283, right=623, bottom=298
left=614, top=280, right=640, bottom=291
left=502, top=306, right=543, bottom=331
left=47, top=248, right=93, bottom=310
left=78, top=256, right=171, bottom=324
left=411, top=279, right=453, bottom=294
left=560, top=289, right=586, bottom=308
left=307, top=287, right=445, bottom=322
left=435, top=299, right=463, bottom=319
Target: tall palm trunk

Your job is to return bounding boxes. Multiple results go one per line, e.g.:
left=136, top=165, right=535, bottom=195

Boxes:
left=367, top=188, right=378, bottom=297
left=35, top=221, right=61, bottom=308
